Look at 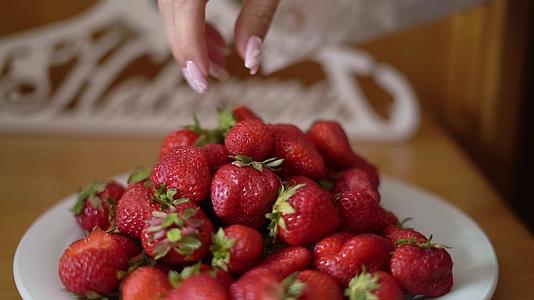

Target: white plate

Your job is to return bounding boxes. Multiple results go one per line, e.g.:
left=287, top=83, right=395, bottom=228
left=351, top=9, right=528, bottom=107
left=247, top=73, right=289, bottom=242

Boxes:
left=14, top=176, right=498, bottom=300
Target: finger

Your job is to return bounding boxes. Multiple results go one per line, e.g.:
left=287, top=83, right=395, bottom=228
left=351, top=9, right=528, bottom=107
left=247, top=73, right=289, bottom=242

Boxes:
left=159, top=0, right=209, bottom=93
left=159, top=0, right=183, bottom=64
left=206, top=24, right=229, bottom=80
left=234, top=0, right=279, bottom=74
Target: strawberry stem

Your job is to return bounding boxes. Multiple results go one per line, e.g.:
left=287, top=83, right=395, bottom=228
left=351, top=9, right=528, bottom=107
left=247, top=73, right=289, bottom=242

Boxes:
left=396, top=234, right=452, bottom=249
left=231, top=155, right=284, bottom=171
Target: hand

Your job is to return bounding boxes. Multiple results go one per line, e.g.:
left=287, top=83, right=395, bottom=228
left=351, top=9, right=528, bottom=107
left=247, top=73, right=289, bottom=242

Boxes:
left=158, top=0, right=280, bottom=93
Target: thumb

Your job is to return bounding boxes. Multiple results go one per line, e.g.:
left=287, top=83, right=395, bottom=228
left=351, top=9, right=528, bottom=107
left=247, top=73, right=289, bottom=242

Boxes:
left=234, top=0, right=280, bottom=75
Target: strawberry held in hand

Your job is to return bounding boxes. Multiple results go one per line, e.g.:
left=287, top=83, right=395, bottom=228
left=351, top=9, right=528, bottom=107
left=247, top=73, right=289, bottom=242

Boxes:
left=344, top=269, right=403, bottom=300
left=151, top=146, right=211, bottom=203
left=59, top=229, right=128, bottom=297
left=71, top=180, right=125, bottom=231
left=210, top=225, right=264, bottom=275
left=141, top=201, right=214, bottom=265
left=391, top=236, right=453, bottom=297
left=211, top=157, right=282, bottom=228
left=314, top=233, right=392, bottom=286
left=267, top=182, right=339, bottom=246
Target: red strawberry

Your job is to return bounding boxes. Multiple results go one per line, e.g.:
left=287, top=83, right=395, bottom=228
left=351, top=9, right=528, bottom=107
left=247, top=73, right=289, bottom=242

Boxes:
left=270, top=123, right=325, bottom=179
left=116, top=181, right=159, bottom=238
left=383, top=210, right=399, bottom=227
left=141, top=201, right=214, bottom=265
left=111, top=233, right=142, bottom=258
left=391, top=238, right=453, bottom=297
left=210, top=225, right=264, bottom=275
left=165, top=274, right=230, bottom=300
left=335, top=190, right=386, bottom=234
left=307, top=120, right=376, bottom=172
left=270, top=123, right=304, bottom=137
left=232, top=105, right=261, bottom=121
left=200, top=143, right=230, bottom=172
left=382, top=226, right=427, bottom=247
left=314, top=233, right=392, bottom=286
left=297, top=270, right=343, bottom=300
left=211, top=162, right=281, bottom=228
left=121, top=266, right=171, bottom=300
left=267, top=183, right=339, bottom=246
left=257, top=246, right=312, bottom=278
left=230, top=267, right=284, bottom=300
left=225, top=119, right=274, bottom=161
left=200, top=264, right=235, bottom=288
left=334, top=168, right=379, bottom=194
left=287, top=176, right=321, bottom=189
left=72, top=180, right=125, bottom=231
left=159, top=129, right=200, bottom=159
left=313, top=231, right=354, bottom=259
left=151, top=146, right=211, bottom=203
left=344, top=270, right=403, bottom=300
left=58, top=229, right=128, bottom=296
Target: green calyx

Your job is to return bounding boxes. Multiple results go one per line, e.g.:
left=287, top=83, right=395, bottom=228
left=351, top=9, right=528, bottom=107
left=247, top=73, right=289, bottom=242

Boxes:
left=317, top=179, right=334, bottom=191
left=210, top=228, right=237, bottom=272
left=396, top=234, right=452, bottom=249
left=71, top=181, right=107, bottom=215
left=345, top=268, right=380, bottom=300
left=127, top=167, right=151, bottom=186
left=127, top=252, right=157, bottom=273
left=147, top=208, right=203, bottom=260
left=185, top=114, right=222, bottom=146
left=168, top=261, right=202, bottom=288
left=81, top=291, right=109, bottom=300
left=266, top=183, right=305, bottom=241
left=232, top=155, right=284, bottom=172
left=282, top=272, right=306, bottom=300
left=154, top=184, right=189, bottom=210
left=217, top=108, right=237, bottom=133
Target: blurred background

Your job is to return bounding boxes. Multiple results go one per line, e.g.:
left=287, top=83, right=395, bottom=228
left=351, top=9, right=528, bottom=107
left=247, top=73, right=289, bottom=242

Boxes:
left=0, top=0, right=532, bottom=231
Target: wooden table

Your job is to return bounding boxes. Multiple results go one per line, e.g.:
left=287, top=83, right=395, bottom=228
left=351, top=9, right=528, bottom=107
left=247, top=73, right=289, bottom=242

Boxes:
left=1, top=112, right=533, bottom=299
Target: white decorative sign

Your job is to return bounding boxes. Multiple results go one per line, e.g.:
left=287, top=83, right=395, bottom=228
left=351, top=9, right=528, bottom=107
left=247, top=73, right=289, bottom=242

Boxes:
left=0, top=0, right=483, bottom=140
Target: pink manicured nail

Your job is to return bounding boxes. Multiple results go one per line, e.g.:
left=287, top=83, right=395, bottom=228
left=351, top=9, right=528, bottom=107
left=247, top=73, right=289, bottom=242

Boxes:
left=182, top=61, right=208, bottom=93
left=244, top=35, right=262, bottom=75
left=209, top=61, right=229, bottom=81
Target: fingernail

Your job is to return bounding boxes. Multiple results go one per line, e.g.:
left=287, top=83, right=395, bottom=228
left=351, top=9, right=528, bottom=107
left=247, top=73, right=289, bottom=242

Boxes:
left=244, top=35, right=262, bottom=75
left=209, top=61, right=229, bottom=81
left=182, top=61, right=208, bottom=94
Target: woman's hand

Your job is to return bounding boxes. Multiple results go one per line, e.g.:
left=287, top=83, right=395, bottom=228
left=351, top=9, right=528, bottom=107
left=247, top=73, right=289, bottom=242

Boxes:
left=158, top=0, right=280, bottom=93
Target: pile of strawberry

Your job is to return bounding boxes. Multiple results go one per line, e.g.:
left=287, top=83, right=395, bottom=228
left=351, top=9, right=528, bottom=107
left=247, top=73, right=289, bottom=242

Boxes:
left=58, top=105, right=453, bottom=300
